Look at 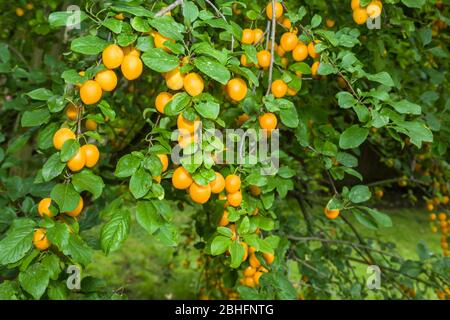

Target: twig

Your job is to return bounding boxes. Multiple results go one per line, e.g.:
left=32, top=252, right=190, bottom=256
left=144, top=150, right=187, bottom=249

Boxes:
left=155, top=0, right=183, bottom=17
left=265, top=0, right=277, bottom=96
left=204, top=0, right=235, bottom=52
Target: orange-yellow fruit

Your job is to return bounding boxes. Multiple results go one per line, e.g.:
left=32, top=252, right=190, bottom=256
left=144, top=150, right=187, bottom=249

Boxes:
left=94, top=69, right=118, bottom=92
left=353, top=8, right=368, bottom=25
left=308, top=41, right=320, bottom=59
left=189, top=183, right=211, bottom=204
left=326, top=19, right=335, bottom=28
left=67, top=148, right=86, bottom=172
left=236, top=113, right=250, bottom=125
left=172, top=166, right=193, bottom=189
left=240, top=55, right=251, bottom=67
left=427, top=203, right=434, bottom=211
left=219, top=211, right=229, bottom=227
left=165, top=68, right=184, bottom=90
left=351, top=0, right=361, bottom=10
left=259, top=113, right=277, bottom=131
left=178, top=133, right=198, bottom=148
left=66, top=104, right=78, bottom=121
left=53, top=128, right=76, bottom=150
left=243, top=276, right=256, bottom=287
left=38, top=198, right=53, bottom=217
left=157, top=154, right=169, bottom=172
left=281, top=18, right=292, bottom=30
left=253, top=28, right=264, bottom=44
left=439, top=213, right=447, bottom=221
left=122, top=46, right=141, bottom=57
left=311, top=61, right=320, bottom=76
left=177, top=113, right=200, bottom=134
left=367, top=1, right=382, bottom=18
left=80, top=80, right=103, bottom=105
left=102, top=44, right=124, bottom=69
left=266, top=1, right=283, bottom=19
left=292, top=42, right=308, bottom=61
left=287, top=87, right=297, bottom=96
left=225, top=174, right=241, bottom=193
left=85, top=119, right=98, bottom=131
left=183, top=73, right=204, bottom=96
left=276, top=44, right=286, bottom=57
left=66, top=197, right=83, bottom=217
left=263, top=252, right=275, bottom=264
left=254, top=271, right=263, bottom=285
left=271, top=79, right=288, bottom=98
left=241, top=242, right=249, bottom=261
left=226, top=78, right=248, bottom=102
left=121, top=55, right=143, bottom=80
left=227, top=191, right=242, bottom=207
left=241, top=29, right=255, bottom=44
left=16, top=8, right=25, bottom=17
left=114, top=13, right=125, bottom=20
left=324, top=207, right=340, bottom=219
left=244, top=266, right=256, bottom=277
left=33, top=228, right=50, bottom=250
left=429, top=213, right=437, bottom=221
left=249, top=185, right=261, bottom=197
left=81, top=144, right=100, bottom=168
left=257, top=50, right=271, bottom=68
left=154, top=32, right=175, bottom=52
left=280, top=32, right=298, bottom=52
left=249, top=253, right=261, bottom=268
left=210, top=172, right=225, bottom=194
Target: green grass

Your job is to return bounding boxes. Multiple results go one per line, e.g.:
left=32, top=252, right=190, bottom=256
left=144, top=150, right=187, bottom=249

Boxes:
left=85, top=206, right=442, bottom=299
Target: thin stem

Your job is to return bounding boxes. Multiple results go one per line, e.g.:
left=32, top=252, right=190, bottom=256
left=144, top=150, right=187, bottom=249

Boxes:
left=265, top=0, right=277, bottom=96
left=204, top=0, right=235, bottom=52
left=155, top=0, right=183, bottom=17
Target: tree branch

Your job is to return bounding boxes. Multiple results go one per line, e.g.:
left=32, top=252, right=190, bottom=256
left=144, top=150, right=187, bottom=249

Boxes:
left=155, top=0, right=183, bottom=17
left=265, top=0, right=277, bottom=96
left=204, top=0, right=235, bottom=52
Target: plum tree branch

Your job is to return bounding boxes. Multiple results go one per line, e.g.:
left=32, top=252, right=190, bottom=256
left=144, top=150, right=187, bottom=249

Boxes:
left=155, top=0, right=183, bottom=17
left=265, top=0, right=277, bottom=96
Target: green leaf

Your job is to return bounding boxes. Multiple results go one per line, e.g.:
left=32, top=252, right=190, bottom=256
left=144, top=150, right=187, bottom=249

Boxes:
left=100, top=210, right=130, bottom=254
left=41, top=254, right=61, bottom=280
left=72, top=170, right=105, bottom=200
left=98, top=100, right=116, bottom=121
left=366, top=72, right=394, bottom=87
left=0, top=219, right=35, bottom=265
left=50, top=183, right=80, bottom=212
left=117, top=33, right=137, bottom=47
left=339, top=125, right=369, bottom=149
left=71, top=35, right=108, bottom=55
left=60, top=139, right=79, bottom=162
left=129, top=168, right=152, bottom=199
left=149, top=16, right=184, bottom=41
left=194, top=101, right=220, bottom=120
left=46, top=222, right=70, bottom=250
left=136, top=201, right=160, bottom=234
left=211, top=235, right=231, bottom=255
left=353, top=209, right=378, bottom=230
left=401, top=0, right=425, bottom=8
left=336, top=91, right=355, bottom=109
left=21, top=108, right=50, bottom=128
left=183, top=1, right=199, bottom=23
left=348, top=185, right=371, bottom=203
left=155, top=223, right=179, bottom=246
left=102, top=18, right=123, bottom=33
left=131, top=17, right=150, bottom=32
left=389, top=100, right=421, bottom=115
left=142, top=155, right=163, bottom=177
left=363, top=207, right=392, bottom=228
left=194, top=56, right=230, bottom=85
left=48, top=11, right=88, bottom=27
left=19, top=263, right=50, bottom=300
left=164, top=92, right=191, bottom=116
left=26, top=88, right=53, bottom=101
left=42, top=153, right=66, bottom=182
left=229, top=240, right=245, bottom=268
left=115, top=154, right=141, bottom=178
left=63, top=235, right=92, bottom=266
left=280, top=105, right=299, bottom=128
left=141, top=48, right=179, bottom=73
left=110, top=5, right=153, bottom=17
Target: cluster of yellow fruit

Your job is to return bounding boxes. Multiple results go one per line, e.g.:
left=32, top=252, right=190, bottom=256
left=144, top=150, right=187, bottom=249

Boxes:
left=436, top=287, right=450, bottom=300
left=52, top=127, right=100, bottom=172
left=172, top=167, right=226, bottom=205
left=79, top=44, right=143, bottom=106
left=240, top=248, right=274, bottom=288
left=15, top=3, right=33, bottom=17
left=65, top=103, right=98, bottom=131
left=351, top=0, right=383, bottom=25
left=429, top=211, right=449, bottom=256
